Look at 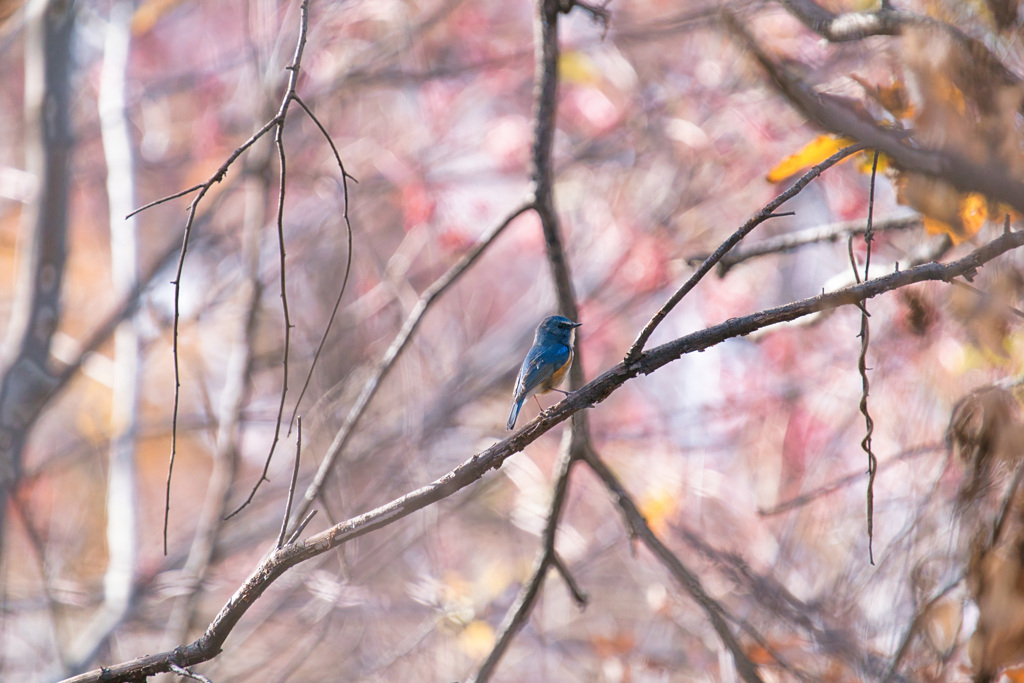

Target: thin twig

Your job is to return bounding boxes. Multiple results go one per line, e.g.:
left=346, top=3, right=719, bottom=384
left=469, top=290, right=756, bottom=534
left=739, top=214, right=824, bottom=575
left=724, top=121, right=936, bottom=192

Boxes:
left=168, top=663, right=213, bottom=683
left=677, top=524, right=903, bottom=680
left=858, top=150, right=880, bottom=565
left=287, top=95, right=356, bottom=434
left=551, top=551, right=588, bottom=606
left=625, top=142, right=868, bottom=364
left=702, top=215, right=921, bottom=273
left=471, top=434, right=581, bottom=683
left=125, top=183, right=203, bottom=219
left=277, top=419, right=303, bottom=549
left=285, top=510, right=317, bottom=546
left=152, top=0, right=314, bottom=541
left=225, top=0, right=312, bottom=518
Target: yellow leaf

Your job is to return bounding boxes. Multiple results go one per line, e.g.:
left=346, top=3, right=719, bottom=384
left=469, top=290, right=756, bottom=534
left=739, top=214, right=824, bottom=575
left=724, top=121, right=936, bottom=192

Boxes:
left=766, top=135, right=856, bottom=183
left=855, top=152, right=892, bottom=174
left=458, top=620, right=496, bottom=659
left=559, top=51, right=599, bottom=85
left=851, top=75, right=914, bottom=119
left=922, top=193, right=987, bottom=244
left=960, top=193, right=988, bottom=236
left=639, top=488, right=678, bottom=536
left=132, top=0, right=187, bottom=34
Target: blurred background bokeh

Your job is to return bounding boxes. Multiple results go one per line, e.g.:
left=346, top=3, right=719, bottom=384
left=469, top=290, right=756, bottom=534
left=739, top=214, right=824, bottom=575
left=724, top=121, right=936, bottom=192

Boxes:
left=2, top=0, right=1024, bottom=680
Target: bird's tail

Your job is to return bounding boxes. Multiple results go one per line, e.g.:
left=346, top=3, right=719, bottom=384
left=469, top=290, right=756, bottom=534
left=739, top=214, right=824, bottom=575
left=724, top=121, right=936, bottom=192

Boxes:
left=507, top=398, right=524, bottom=430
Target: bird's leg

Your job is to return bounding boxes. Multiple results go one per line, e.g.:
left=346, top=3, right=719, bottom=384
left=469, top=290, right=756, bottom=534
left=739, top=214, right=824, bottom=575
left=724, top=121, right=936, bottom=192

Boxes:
left=533, top=396, right=543, bottom=411
left=538, top=390, right=573, bottom=418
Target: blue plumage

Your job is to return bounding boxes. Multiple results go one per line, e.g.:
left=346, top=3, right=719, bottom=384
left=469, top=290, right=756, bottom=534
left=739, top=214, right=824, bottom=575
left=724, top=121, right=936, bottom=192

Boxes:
left=507, top=315, right=581, bottom=430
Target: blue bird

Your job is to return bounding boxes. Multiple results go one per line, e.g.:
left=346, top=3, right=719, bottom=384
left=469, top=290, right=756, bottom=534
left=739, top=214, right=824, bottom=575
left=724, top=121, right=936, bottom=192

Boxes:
left=507, top=315, right=582, bottom=430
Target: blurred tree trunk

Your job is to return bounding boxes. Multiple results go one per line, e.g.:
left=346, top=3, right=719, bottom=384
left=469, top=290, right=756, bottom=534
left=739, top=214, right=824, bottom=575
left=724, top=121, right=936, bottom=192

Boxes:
left=66, top=2, right=139, bottom=671
left=0, top=0, right=74, bottom=553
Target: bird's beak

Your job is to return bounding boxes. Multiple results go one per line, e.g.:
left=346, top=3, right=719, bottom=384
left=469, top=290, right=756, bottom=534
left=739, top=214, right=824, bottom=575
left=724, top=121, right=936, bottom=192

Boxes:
left=571, top=321, right=582, bottom=328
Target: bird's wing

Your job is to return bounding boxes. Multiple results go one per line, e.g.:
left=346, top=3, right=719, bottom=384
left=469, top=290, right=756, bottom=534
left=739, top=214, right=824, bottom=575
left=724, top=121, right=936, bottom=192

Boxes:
left=514, top=344, right=570, bottom=400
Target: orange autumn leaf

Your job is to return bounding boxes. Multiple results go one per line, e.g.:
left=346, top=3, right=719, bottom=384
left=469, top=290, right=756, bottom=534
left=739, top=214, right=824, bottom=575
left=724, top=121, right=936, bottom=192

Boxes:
left=923, top=193, right=988, bottom=244
left=132, top=0, right=187, bottom=34
left=851, top=75, right=914, bottom=119
left=591, top=632, right=636, bottom=658
left=458, top=620, right=496, bottom=658
left=766, top=135, right=857, bottom=183
left=639, top=488, right=678, bottom=536
left=559, top=50, right=600, bottom=85
left=855, top=151, right=892, bottom=174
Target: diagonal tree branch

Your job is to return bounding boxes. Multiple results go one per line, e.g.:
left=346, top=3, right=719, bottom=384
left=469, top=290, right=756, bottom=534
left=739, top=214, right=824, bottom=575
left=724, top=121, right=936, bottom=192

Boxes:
left=779, top=0, right=1023, bottom=93
left=60, top=201, right=1024, bottom=683
left=469, top=442, right=581, bottom=683
left=582, top=447, right=764, bottom=683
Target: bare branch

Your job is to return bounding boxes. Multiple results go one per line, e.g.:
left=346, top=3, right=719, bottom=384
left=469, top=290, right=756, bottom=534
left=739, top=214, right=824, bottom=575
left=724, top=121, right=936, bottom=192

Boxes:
left=780, top=0, right=1023, bottom=91
left=160, top=0, right=316, bottom=543
left=582, top=448, right=765, bottom=683
left=224, top=0, right=312, bottom=517
left=551, top=551, right=588, bottom=606
left=854, top=150, right=880, bottom=564
left=758, top=442, right=942, bottom=516
left=125, top=183, right=203, bottom=219
left=62, top=195, right=1024, bottom=683
left=472, top=0, right=593, bottom=677
left=703, top=215, right=921, bottom=274
left=168, top=663, right=213, bottom=683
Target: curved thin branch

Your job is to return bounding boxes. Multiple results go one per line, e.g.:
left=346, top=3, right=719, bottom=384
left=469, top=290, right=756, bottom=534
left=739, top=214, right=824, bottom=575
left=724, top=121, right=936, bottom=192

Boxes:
left=224, top=0, right=312, bottom=517
left=286, top=95, right=356, bottom=433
